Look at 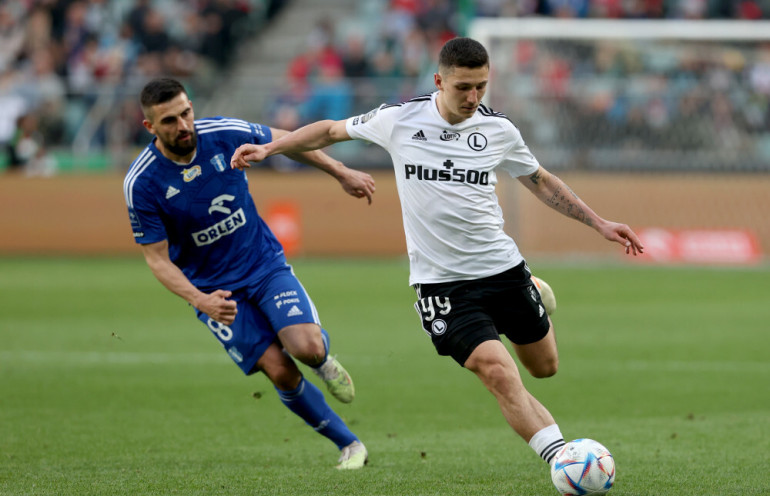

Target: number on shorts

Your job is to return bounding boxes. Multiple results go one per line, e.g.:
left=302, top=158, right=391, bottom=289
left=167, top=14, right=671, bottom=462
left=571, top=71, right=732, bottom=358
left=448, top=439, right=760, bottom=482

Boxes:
left=207, top=318, right=233, bottom=341
left=416, top=296, right=451, bottom=322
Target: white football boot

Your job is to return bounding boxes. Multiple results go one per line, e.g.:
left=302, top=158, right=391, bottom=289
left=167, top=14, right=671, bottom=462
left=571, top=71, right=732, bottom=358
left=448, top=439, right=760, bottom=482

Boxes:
left=531, top=275, right=557, bottom=316
left=336, top=441, right=368, bottom=470
left=313, top=356, right=355, bottom=403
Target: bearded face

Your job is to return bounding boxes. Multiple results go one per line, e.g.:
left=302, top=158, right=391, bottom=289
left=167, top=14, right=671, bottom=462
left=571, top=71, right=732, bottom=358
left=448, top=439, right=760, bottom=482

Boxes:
left=144, top=92, right=197, bottom=161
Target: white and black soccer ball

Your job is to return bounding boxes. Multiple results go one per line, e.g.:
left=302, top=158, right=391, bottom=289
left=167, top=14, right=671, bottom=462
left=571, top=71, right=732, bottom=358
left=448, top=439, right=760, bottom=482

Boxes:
left=531, top=275, right=556, bottom=316
left=550, top=438, right=615, bottom=496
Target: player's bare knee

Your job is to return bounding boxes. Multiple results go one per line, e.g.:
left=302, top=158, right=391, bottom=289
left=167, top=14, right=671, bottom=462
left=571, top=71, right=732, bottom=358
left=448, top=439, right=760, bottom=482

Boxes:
left=477, top=361, right=519, bottom=393
left=279, top=325, right=326, bottom=365
left=528, top=357, right=559, bottom=378
left=289, top=339, right=326, bottom=366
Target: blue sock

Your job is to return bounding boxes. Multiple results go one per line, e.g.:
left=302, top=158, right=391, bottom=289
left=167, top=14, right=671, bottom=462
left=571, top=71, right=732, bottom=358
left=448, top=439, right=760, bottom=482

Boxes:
left=275, top=377, right=357, bottom=449
left=320, top=328, right=330, bottom=357
left=313, top=328, right=330, bottom=369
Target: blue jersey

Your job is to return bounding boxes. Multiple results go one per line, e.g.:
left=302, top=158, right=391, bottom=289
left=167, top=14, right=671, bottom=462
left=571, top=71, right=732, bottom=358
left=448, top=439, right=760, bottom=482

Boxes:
left=123, top=117, right=286, bottom=292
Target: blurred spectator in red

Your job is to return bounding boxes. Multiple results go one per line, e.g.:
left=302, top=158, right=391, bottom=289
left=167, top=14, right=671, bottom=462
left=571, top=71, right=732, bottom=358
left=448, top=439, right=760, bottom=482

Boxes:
left=736, top=0, right=763, bottom=19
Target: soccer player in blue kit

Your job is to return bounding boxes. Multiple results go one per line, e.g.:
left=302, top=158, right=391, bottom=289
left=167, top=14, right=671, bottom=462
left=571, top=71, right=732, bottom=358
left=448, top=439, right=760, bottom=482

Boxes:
left=123, top=78, right=375, bottom=469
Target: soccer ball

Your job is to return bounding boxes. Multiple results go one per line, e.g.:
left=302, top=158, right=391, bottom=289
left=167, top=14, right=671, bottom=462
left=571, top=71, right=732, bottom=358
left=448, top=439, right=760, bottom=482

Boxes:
left=531, top=275, right=556, bottom=316
left=550, top=439, right=615, bottom=495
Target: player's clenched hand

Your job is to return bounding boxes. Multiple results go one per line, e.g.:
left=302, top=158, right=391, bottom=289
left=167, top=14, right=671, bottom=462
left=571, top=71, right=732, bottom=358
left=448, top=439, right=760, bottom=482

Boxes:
left=230, top=144, right=268, bottom=170
left=195, top=289, right=238, bottom=325
left=339, top=168, right=376, bottom=204
left=598, top=221, right=645, bottom=256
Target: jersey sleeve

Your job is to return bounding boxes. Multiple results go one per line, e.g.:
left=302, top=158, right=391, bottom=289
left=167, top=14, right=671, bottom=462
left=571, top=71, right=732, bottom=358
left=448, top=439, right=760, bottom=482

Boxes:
left=498, top=122, right=541, bottom=178
left=249, top=122, right=272, bottom=145
left=345, top=104, right=399, bottom=149
left=126, top=182, right=168, bottom=245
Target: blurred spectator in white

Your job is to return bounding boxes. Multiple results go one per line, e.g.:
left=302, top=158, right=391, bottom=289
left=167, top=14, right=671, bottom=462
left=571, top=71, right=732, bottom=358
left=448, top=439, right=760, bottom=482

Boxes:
left=20, top=47, right=67, bottom=145
left=5, top=113, right=57, bottom=177
left=666, top=0, right=708, bottom=18
left=0, top=3, right=25, bottom=72
left=84, top=0, right=111, bottom=35
left=0, top=70, right=27, bottom=149
left=748, top=43, right=770, bottom=96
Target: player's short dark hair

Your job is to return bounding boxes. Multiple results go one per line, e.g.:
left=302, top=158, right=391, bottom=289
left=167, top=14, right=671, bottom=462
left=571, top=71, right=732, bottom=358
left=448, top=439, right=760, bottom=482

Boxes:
left=438, top=37, right=489, bottom=73
left=140, top=78, right=187, bottom=110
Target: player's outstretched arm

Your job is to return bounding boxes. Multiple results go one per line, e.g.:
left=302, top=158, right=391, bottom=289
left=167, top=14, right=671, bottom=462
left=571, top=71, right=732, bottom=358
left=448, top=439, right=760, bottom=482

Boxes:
left=272, top=126, right=375, bottom=204
left=230, top=120, right=374, bottom=203
left=518, top=167, right=644, bottom=256
left=231, top=119, right=350, bottom=170
left=141, top=240, right=238, bottom=324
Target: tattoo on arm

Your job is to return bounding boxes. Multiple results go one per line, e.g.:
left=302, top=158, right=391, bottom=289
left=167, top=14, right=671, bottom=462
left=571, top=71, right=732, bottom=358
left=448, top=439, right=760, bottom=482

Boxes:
left=546, top=185, right=593, bottom=227
left=529, top=170, right=594, bottom=227
left=529, top=170, right=543, bottom=185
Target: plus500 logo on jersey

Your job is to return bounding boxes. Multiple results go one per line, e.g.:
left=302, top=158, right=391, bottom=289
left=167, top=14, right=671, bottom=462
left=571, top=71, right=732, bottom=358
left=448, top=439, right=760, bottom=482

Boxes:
left=404, top=161, right=489, bottom=185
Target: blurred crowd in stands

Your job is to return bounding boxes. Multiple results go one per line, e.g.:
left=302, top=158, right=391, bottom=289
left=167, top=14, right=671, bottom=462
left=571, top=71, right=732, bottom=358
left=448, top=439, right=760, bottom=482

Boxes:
left=0, top=0, right=281, bottom=174
left=275, top=0, right=770, bottom=170
left=490, top=37, right=770, bottom=170
left=2, top=0, right=769, bottom=174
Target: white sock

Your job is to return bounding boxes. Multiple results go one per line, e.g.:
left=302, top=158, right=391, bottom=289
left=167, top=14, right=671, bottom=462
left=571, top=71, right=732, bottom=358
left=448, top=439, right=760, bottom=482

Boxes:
left=528, top=424, right=566, bottom=465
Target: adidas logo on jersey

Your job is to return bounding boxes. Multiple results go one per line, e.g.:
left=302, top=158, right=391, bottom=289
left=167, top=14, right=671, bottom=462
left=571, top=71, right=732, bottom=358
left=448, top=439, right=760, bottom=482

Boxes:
left=286, top=305, right=303, bottom=317
left=411, top=130, right=427, bottom=141
left=165, top=185, right=180, bottom=199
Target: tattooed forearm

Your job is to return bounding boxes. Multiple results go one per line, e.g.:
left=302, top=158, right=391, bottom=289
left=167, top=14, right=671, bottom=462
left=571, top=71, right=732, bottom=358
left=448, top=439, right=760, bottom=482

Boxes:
left=527, top=170, right=595, bottom=227
left=546, top=184, right=593, bottom=227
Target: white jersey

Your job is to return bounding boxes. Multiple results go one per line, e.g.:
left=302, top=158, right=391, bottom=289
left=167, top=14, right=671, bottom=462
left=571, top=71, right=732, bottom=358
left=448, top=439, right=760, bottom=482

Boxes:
left=346, top=91, right=541, bottom=285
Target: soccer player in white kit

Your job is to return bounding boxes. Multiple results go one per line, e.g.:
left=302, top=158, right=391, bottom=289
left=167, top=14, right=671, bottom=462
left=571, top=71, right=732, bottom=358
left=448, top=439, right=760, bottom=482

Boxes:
left=231, top=38, right=644, bottom=471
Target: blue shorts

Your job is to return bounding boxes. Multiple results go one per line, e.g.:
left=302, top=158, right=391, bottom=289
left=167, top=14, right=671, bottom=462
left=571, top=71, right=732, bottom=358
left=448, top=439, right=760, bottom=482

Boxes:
left=195, top=264, right=321, bottom=375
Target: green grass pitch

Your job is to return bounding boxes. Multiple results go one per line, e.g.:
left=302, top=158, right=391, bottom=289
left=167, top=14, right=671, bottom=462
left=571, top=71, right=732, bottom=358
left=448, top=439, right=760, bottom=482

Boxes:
left=1, top=257, right=768, bottom=495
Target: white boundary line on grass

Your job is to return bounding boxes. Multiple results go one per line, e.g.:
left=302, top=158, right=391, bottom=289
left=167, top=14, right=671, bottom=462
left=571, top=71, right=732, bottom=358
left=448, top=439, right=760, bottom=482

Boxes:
left=0, top=350, right=226, bottom=365
left=2, top=351, right=767, bottom=373
left=578, top=358, right=769, bottom=374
